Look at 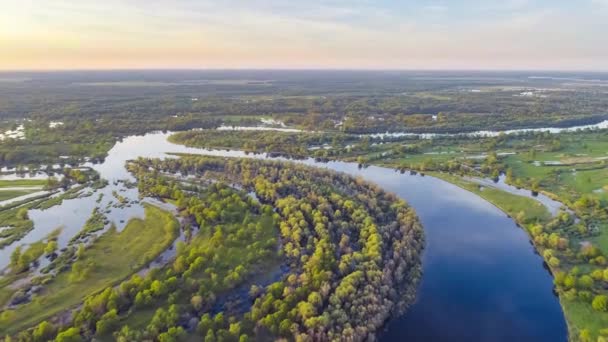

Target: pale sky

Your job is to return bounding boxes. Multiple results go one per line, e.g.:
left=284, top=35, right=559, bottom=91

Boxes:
left=0, top=0, right=607, bottom=70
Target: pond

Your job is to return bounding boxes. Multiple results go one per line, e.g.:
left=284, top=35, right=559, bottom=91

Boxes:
left=1, top=132, right=567, bottom=341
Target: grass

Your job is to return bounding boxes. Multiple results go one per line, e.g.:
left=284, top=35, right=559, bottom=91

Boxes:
left=561, top=300, right=608, bottom=340
left=0, top=204, right=179, bottom=334
left=0, top=190, right=38, bottom=201
left=70, top=208, right=106, bottom=243
left=0, top=288, right=16, bottom=308
left=504, top=154, right=608, bottom=202
left=0, top=273, right=27, bottom=307
left=0, top=179, right=46, bottom=188
left=431, top=172, right=551, bottom=223
left=0, top=209, right=33, bottom=248
left=0, top=179, right=46, bottom=202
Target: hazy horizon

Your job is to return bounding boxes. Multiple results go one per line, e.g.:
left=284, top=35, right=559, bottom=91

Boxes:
left=2, top=68, right=608, bottom=73
left=2, top=1, right=608, bottom=71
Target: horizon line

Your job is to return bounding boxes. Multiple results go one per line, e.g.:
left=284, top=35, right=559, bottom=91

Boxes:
left=2, top=67, right=608, bottom=74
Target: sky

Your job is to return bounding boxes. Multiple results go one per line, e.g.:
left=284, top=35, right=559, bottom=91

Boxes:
left=0, top=0, right=607, bottom=71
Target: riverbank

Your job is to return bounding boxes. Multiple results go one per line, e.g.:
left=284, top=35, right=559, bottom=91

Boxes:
left=437, top=172, right=607, bottom=341
left=373, top=157, right=608, bottom=341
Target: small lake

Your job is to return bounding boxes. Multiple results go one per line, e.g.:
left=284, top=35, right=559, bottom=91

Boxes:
left=0, top=132, right=567, bottom=341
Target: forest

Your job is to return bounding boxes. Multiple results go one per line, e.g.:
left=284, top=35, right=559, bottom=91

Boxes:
left=0, top=156, right=423, bottom=341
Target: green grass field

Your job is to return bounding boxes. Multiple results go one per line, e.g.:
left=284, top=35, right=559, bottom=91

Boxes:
left=431, top=172, right=551, bottom=223
left=0, top=179, right=46, bottom=188
left=0, top=179, right=46, bottom=201
left=562, top=300, right=608, bottom=341
left=0, top=190, right=37, bottom=201
left=0, top=204, right=179, bottom=334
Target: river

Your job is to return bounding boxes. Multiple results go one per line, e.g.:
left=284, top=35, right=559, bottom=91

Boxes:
left=0, top=132, right=567, bottom=341
left=219, top=119, right=608, bottom=140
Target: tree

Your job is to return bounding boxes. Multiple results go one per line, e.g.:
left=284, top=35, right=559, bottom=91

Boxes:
left=307, top=292, right=323, bottom=307
left=578, top=275, right=594, bottom=289
left=56, top=328, right=83, bottom=342
left=579, top=329, right=592, bottom=342
left=229, top=322, right=241, bottom=337
left=205, top=330, right=216, bottom=342
left=602, top=268, right=608, bottom=282
left=16, top=207, right=28, bottom=220
left=191, top=295, right=204, bottom=311
left=297, top=302, right=316, bottom=319
left=158, top=327, right=185, bottom=342
left=10, top=246, right=21, bottom=268
left=505, top=168, right=514, bottom=183
left=33, top=321, right=55, bottom=342
left=96, top=309, right=119, bottom=335
left=564, top=275, right=576, bottom=289
left=548, top=257, right=560, bottom=267
left=198, top=314, right=213, bottom=335
left=591, top=269, right=604, bottom=281
left=214, top=312, right=225, bottom=328
left=44, top=240, right=58, bottom=255
left=592, top=295, right=608, bottom=312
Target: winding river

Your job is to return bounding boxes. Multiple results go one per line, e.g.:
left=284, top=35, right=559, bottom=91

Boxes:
left=1, top=132, right=567, bottom=341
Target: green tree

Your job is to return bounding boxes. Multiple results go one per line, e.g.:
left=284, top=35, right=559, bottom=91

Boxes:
left=16, top=208, right=28, bottom=220
left=55, top=328, right=83, bottom=342
left=592, top=295, right=608, bottom=312
left=579, top=329, right=592, bottom=342
left=32, top=321, right=55, bottom=342
left=548, top=257, right=560, bottom=267
left=578, top=275, right=594, bottom=289
left=44, top=240, right=58, bottom=255
left=96, top=309, right=119, bottom=335
left=205, top=330, right=216, bottom=342
left=191, top=295, right=204, bottom=311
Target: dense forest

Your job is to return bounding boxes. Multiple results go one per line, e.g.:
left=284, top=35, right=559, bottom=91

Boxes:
left=2, top=156, right=423, bottom=341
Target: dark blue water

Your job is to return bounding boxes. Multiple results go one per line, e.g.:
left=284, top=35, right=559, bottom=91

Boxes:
left=346, top=166, right=567, bottom=342
left=285, top=161, right=566, bottom=341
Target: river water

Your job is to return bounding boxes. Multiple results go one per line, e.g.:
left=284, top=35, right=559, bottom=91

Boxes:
left=219, top=119, right=608, bottom=140
left=0, top=132, right=567, bottom=341
left=368, top=119, right=608, bottom=139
